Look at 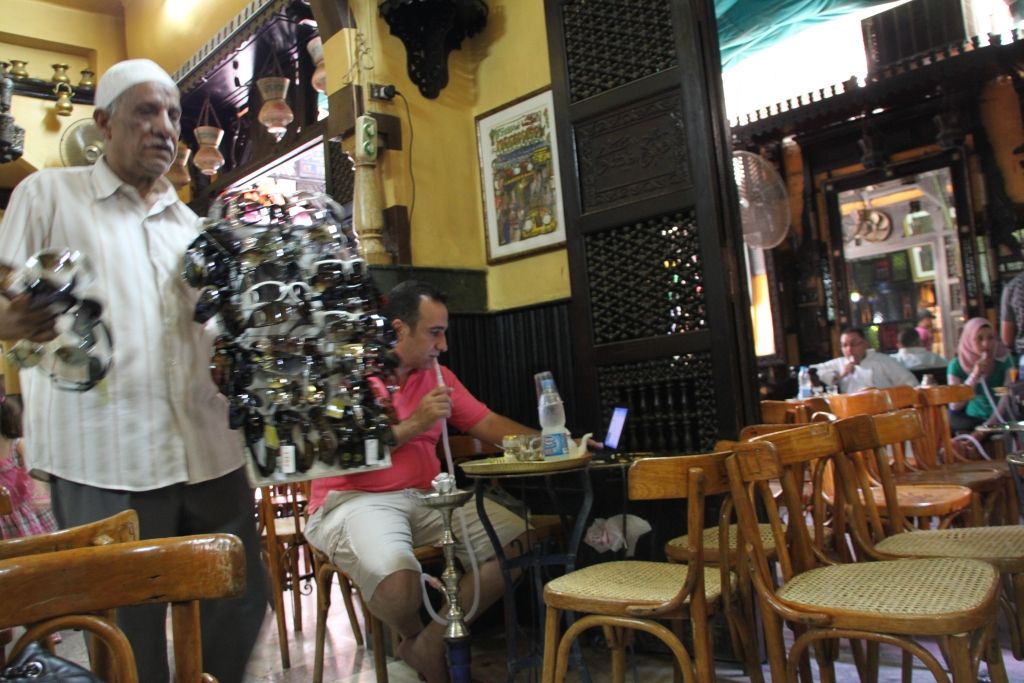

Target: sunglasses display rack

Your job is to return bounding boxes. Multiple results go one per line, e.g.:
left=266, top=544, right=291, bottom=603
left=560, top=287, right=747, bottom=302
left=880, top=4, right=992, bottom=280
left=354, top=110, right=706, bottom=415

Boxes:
left=2, top=248, right=113, bottom=392
left=183, top=190, right=400, bottom=487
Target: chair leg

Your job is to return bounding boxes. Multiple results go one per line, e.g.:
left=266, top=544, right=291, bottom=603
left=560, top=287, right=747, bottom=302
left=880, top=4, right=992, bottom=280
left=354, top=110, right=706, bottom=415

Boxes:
left=759, top=598, right=788, bottom=683
left=264, top=543, right=290, bottom=669
left=288, top=544, right=302, bottom=633
left=370, top=612, right=389, bottom=683
left=602, top=625, right=628, bottom=683
left=986, top=622, right=1010, bottom=683
left=542, top=606, right=562, bottom=683
left=336, top=571, right=364, bottom=647
left=944, top=633, right=975, bottom=683
left=314, top=566, right=333, bottom=683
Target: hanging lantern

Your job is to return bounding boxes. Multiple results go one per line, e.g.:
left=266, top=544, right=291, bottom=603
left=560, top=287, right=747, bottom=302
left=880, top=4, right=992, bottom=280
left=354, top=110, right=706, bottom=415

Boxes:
left=193, top=126, right=225, bottom=176
left=53, top=83, right=74, bottom=117
left=166, top=140, right=192, bottom=188
left=257, top=76, right=294, bottom=143
left=306, top=37, right=328, bottom=94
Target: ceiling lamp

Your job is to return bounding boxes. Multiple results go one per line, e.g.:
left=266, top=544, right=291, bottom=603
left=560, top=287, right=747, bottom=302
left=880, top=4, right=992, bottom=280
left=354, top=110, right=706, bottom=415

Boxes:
left=192, top=98, right=225, bottom=176
left=166, top=140, right=192, bottom=188
left=307, top=37, right=328, bottom=94
left=257, top=76, right=293, bottom=142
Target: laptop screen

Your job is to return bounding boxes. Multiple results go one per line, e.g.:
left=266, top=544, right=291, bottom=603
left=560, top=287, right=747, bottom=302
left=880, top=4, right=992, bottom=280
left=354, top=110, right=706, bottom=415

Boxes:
left=603, top=407, right=628, bottom=449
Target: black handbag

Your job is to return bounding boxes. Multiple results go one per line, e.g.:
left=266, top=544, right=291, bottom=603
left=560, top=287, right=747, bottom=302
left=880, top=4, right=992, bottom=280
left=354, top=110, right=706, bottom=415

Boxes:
left=0, top=641, right=103, bottom=682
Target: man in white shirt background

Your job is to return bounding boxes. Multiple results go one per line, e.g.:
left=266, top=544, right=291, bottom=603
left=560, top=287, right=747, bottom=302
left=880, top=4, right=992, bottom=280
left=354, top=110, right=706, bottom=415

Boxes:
left=0, top=60, right=267, bottom=682
left=894, top=327, right=947, bottom=370
left=811, top=327, right=919, bottom=393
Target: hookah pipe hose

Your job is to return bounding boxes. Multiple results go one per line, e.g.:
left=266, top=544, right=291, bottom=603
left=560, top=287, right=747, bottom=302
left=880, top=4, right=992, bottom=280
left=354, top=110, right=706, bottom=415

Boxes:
left=419, top=359, right=482, bottom=624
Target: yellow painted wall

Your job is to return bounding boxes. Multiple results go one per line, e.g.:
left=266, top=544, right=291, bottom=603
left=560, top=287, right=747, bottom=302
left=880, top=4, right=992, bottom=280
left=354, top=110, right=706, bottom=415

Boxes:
left=121, top=0, right=252, bottom=75
left=325, top=0, right=569, bottom=311
left=1, top=0, right=123, bottom=185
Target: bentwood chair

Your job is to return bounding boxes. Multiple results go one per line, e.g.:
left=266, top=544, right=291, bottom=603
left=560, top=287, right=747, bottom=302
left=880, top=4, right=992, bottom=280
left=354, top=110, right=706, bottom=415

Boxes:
left=835, top=411, right=1024, bottom=661
left=541, top=451, right=764, bottom=683
left=0, top=509, right=139, bottom=672
left=829, top=389, right=1007, bottom=526
left=0, top=533, right=246, bottom=683
left=731, top=424, right=1007, bottom=683
left=311, top=540, right=445, bottom=683
left=257, top=482, right=311, bottom=669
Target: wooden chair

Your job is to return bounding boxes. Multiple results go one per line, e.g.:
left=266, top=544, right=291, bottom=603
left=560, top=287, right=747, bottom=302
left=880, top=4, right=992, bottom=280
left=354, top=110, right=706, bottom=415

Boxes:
left=728, top=424, right=1007, bottom=683
left=0, top=509, right=139, bottom=671
left=310, top=539, right=444, bottom=683
left=829, top=389, right=1007, bottom=526
left=541, top=451, right=764, bottom=683
left=835, top=411, right=1024, bottom=661
left=0, top=533, right=245, bottom=683
left=257, top=483, right=309, bottom=669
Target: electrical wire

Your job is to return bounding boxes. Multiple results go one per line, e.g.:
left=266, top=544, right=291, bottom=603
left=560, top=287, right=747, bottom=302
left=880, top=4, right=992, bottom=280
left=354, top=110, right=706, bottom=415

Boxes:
left=394, top=90, right=416, bottom=229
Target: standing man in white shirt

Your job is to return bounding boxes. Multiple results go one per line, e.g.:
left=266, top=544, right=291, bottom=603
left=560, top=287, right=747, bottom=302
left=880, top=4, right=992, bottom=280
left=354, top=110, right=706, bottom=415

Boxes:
left=0, top=59, right=267, bottom=683
left=811, top=327, right=919, bottom=393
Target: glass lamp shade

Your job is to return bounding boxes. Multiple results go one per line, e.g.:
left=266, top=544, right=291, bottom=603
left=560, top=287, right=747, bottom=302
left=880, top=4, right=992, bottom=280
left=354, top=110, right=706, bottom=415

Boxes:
left=165, top=140, right=192, bottom=188
left=307, top=37, right=328, bottom=93
left=257, top=77, right=293, bottom=142
left=193, top=125, right=225, bottom=176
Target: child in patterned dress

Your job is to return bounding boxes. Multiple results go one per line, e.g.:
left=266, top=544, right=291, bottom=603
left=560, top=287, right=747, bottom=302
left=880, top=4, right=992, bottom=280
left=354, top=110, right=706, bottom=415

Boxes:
left=0, top=394, right=56, bottom=539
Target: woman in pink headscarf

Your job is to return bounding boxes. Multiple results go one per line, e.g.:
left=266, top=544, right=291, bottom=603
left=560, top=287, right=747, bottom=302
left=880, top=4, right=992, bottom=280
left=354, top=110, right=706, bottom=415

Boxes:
left=947, top=317, right=1014, bottom=429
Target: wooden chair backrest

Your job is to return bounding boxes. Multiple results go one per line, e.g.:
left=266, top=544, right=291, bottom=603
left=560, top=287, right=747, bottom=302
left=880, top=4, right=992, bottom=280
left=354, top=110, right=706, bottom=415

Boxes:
left=624, top=451, right=731, bottom=619
left=879, top=385, right=920, bottom=409
left=742, top=422, right=845, bottom=573
left=0, top=533, right=245, bottom=683
left=0, top=509, right=138, bottom=562
left=739, top=423, right=799, bottom=441
left=0, top=485, right=11, bottom=517
left=832, top=413, right=913, bottom=553
left=917, top=384, right=976, bottom=467
left=826, top=389, right=892, bottom=419
left=760, top=400, right=795, bottom=424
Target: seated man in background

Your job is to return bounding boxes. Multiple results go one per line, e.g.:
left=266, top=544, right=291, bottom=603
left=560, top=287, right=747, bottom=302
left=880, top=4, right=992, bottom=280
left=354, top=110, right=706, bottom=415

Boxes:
left=811, top=327, right=919, bottom=393
left=304, top=280, right=536, bottom=683
left=894, top=327, right=947, bottom=369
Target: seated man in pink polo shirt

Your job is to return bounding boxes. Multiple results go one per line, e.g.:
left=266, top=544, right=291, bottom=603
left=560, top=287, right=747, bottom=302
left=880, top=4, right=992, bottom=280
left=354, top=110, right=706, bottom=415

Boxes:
left=305, top=280, right=535, bottom=683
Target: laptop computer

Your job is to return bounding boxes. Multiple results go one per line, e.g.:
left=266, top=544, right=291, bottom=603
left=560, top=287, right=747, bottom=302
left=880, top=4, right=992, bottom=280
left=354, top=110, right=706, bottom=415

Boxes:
left=594, top=406, right=628, bottom=460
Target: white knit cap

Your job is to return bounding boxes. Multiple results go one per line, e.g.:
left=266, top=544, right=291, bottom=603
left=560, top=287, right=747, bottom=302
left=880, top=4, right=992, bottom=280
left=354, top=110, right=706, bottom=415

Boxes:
left=94, top=59, right=178, bottom=110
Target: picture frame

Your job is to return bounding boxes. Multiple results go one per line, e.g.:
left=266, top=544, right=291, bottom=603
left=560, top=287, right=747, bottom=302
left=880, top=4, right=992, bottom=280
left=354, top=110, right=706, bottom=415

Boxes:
left=910, top=244, right=936, bottom=282
left=476, top=89, right=566, bottom=264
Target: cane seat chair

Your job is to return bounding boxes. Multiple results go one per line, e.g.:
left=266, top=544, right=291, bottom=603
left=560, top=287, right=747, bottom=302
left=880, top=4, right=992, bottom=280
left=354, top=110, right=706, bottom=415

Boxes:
left=0, top=533, right=246, bottom=683
left=730, top=424, right=1008, bottom=683
left=257, top=482, right=310, bottom=669
left=830, top=389, right=1006, bottom=526
left=835, top=411, right=1024, bottom=661
left=541, top=451, right=764, bottom=683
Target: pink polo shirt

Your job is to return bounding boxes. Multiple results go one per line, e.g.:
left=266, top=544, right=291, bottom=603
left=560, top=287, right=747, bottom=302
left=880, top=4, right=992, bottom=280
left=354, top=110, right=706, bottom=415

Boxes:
left=308, top=365, right=490, bottom=512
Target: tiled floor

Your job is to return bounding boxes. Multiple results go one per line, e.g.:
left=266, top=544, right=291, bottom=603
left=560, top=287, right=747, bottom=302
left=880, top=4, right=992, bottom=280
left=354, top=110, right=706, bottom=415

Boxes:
left=38, top=569, right=1024, bottom=682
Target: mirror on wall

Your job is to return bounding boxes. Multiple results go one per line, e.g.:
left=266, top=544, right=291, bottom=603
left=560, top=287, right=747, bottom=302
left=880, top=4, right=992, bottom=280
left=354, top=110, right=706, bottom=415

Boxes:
left=835, top=165, right=964, bottom=358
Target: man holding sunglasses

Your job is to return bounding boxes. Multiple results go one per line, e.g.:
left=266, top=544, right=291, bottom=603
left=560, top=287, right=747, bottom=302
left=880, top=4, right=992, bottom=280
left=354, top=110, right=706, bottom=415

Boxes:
left=305, top=280, right=537, bottom=683
left=0, top=60, right=267, bottom=683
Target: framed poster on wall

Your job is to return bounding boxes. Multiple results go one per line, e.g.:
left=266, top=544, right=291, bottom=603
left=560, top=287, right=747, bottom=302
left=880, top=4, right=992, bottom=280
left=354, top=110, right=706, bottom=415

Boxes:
left=476, top=89, right=566, bottom=264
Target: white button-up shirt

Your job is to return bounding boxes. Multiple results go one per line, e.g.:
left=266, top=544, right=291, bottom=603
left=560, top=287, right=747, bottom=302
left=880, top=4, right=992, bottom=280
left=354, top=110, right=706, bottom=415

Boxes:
left=0, top=159, right=243, bottom=490
left=811, top=349, right=920, bottom=394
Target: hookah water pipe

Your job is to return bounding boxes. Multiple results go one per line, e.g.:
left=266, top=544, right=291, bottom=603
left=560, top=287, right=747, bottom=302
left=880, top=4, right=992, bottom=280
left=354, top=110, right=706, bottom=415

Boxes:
left=414, top=473, right=474, bottom=683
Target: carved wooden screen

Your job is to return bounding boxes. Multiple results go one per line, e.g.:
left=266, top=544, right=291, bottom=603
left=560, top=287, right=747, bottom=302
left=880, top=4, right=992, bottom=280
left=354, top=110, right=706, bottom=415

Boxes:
left=544, top=0, right=757, bottom=451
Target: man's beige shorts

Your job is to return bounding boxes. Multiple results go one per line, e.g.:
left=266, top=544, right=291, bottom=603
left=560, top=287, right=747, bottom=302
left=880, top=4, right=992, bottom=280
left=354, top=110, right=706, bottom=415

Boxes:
left=305, top=489, right=526, bottom=600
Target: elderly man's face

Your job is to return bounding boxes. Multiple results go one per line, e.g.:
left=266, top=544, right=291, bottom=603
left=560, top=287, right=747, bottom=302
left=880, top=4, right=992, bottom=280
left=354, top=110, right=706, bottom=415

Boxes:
left=96, top=82, right=181, bottom=184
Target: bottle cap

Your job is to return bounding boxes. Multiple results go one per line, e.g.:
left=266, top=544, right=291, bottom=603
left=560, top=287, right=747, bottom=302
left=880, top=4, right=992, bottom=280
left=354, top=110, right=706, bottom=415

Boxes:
left=541, top=378, right=555, bottom=392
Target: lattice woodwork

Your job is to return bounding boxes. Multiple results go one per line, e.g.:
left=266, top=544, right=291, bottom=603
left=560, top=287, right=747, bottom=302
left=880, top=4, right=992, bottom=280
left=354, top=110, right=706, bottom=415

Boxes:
left=561, top=0, right=677, bottom=103
left=586, top=211, right=707, bottom=344
left=597, top=355, right=717, bottom=453
left=325, top=139, right=354, bottom=205
left=576, top=91, right=691, bottom=213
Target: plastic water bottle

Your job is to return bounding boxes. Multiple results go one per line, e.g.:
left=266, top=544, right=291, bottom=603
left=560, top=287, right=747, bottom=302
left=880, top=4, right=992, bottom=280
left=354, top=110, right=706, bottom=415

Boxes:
left=797, top=366, right=812, bottom=399
left=538, top=378, right=570, bottom=458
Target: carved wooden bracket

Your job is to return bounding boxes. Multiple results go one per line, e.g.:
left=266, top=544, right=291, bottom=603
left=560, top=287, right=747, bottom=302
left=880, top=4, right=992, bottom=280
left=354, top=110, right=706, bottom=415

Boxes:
left=378, top=0, right=487, bottom=99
